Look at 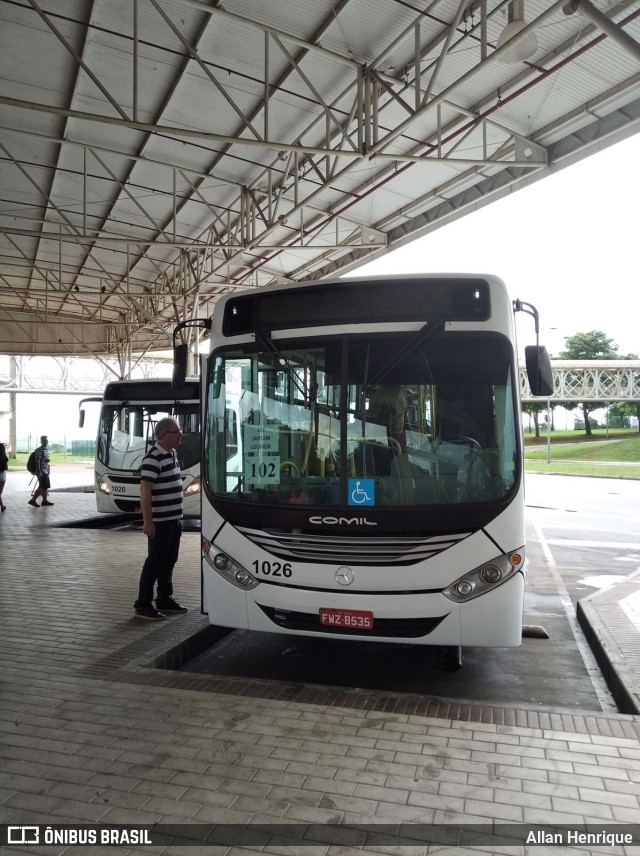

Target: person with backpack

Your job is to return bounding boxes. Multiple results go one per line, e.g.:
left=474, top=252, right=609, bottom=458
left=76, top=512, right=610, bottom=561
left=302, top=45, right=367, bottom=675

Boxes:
left=28, top=435, right=54, bottom=507
left=0, top=442, right=8, bottom=511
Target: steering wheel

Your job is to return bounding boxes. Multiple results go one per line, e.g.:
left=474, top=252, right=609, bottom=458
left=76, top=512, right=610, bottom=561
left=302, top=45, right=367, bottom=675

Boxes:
left=280, top=460, right=300, bottom=477
left=435, top=434, right=480, bottom=453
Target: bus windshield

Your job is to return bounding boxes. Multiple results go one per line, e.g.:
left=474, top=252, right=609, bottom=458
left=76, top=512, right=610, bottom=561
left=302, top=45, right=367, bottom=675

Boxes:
left=98, top=403, right=200, bottom=472
left=205, top=331, right=519, bottom=509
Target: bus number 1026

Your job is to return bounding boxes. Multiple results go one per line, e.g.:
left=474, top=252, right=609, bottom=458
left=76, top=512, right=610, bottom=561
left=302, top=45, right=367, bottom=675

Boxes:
left=251, top=560, right=293, bottom=578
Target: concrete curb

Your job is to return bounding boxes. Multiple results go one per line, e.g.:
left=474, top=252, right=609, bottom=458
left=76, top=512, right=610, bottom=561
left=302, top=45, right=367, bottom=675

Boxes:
left=577, top=572, right=640, bottom=715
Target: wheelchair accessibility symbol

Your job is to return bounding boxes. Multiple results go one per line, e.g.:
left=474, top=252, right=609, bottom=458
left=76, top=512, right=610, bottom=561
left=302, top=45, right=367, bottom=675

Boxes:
left=348, top=478, right=375, bottom=506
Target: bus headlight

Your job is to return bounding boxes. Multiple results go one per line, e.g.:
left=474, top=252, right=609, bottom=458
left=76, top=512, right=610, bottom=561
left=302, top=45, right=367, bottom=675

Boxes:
left=202, top=540, right=259, bottom=590
left=97, top=478, right=112, bottom=495
left=455, top=580, right=474, bottom=598
left=213, top=552, right=230, bottom=571
left=481, top=564, right=502, bottom=585
left=184, top=476, right=201, bottom=497
left=443, top=549, right=524, bottom=603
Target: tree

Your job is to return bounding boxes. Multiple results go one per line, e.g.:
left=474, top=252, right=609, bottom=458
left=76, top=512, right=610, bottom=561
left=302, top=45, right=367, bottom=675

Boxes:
left=609, top=402, right=640, bottom=433
left=619, top=352, right=640, bottom=433
left=559, top=331, right=618, bottom=361
left=558, top=331, right=618, bottom=437
left=522, top=402, right=547, bottom=438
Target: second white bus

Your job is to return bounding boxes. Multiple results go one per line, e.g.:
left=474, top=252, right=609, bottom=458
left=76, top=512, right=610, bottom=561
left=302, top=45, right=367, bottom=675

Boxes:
left=80, top=377, right=202, bottom=518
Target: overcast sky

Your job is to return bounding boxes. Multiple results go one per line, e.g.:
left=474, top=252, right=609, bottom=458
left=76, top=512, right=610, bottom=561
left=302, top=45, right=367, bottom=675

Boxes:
left=351, top=132, right=639, bottom=359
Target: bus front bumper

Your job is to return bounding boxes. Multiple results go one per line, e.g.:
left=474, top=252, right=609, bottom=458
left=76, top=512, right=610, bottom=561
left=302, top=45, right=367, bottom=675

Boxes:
left=202, top=566, right=524, bottom=647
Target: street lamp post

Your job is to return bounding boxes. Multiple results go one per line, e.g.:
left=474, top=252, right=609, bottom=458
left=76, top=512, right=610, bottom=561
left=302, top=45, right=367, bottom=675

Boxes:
left=545, top=327, right=558, bottom=464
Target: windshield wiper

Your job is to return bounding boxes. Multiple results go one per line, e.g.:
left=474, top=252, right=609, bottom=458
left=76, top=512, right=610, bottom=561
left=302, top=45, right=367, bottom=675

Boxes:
left=368, top=320, right=444, bottom=387
left=255, top=331, right=306, bottom=397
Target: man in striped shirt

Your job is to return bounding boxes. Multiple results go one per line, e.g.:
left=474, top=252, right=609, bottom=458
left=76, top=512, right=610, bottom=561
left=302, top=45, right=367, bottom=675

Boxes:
left=134, top=417, right=189, bottom=620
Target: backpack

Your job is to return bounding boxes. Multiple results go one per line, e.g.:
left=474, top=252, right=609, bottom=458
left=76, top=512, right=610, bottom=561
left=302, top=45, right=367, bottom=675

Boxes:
left=26, top=450, right=37, bottom=474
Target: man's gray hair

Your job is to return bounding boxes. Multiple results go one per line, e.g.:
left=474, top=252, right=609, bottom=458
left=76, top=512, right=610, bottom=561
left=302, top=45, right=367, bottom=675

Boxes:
left=155, top=417, right=179, bottom=438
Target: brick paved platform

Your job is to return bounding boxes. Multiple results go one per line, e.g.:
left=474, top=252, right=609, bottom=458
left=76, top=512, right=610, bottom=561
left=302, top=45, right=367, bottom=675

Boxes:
left=1, top=466, right=639, bottom=853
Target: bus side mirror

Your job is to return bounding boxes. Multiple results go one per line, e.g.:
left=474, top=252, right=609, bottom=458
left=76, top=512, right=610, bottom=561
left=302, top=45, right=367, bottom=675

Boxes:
left=525, top=345, right=553, bottom=397
left=172, top=344, right=188, bottom=390
left=79, top=409, right=85, bottom=428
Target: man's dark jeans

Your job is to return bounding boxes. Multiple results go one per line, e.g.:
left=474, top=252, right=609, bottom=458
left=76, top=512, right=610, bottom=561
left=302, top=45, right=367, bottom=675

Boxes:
left=135, top=519, right=182, bottom=607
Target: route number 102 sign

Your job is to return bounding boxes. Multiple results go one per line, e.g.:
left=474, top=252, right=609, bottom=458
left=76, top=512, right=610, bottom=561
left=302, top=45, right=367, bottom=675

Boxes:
left=243, top=427, right=280, bottom=487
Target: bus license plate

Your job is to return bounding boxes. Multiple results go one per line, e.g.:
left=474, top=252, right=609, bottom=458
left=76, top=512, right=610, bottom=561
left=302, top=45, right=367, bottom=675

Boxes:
left=319, top=608, right=374, bottom=630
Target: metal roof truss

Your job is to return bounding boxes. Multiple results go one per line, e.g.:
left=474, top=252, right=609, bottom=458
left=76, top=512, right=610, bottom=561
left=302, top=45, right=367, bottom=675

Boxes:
left=0, top=0, right=639, bottom=360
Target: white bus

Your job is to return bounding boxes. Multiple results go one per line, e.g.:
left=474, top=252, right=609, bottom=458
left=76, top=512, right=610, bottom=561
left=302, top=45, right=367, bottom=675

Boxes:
left=79, top=378, right=202, bottom=518
left=176, top=275, right=551, bottom=663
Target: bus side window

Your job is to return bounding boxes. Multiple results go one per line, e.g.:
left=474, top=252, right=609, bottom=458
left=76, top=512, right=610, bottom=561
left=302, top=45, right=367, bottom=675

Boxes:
left=225, top=407, right=238, bottom=459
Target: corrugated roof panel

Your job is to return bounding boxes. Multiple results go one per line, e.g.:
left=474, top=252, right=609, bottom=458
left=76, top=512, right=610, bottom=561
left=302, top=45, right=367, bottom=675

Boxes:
left=0, top=1, right=87, bottom=107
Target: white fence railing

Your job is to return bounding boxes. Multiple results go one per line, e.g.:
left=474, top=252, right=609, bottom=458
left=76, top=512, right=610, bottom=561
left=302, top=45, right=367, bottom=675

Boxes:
left=520, top=361, right=640, bottom=403
left=2, top=357, right=639, bottom=402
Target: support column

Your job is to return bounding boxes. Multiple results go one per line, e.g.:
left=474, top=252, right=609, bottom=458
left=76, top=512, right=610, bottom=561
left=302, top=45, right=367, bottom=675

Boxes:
left=9, top=356, right=17, bottom=459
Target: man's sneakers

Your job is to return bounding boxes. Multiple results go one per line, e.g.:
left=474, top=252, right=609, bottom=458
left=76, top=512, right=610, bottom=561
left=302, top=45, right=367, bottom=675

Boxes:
left=27, top=498, right=39, bottom=507
left=41, top=500, right=54, bottom=506
left=155, top=598, right=188, bottom=615
left=134, top=605, right=166, bottom=621
left=134, top=599, right=188, bottom=621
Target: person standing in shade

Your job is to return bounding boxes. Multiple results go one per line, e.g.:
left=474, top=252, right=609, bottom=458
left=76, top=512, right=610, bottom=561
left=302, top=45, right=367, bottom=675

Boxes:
left=0, top=442, right=8, bottom=511
left=134, top=417, right=188, bottom=620
left=28, top=435, right=54, bottom=507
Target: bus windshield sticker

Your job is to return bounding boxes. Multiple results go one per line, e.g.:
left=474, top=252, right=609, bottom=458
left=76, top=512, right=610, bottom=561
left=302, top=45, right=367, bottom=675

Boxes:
left=348, top=478, right=375, bottom=506
left=244, top=427, right=280, bottom=487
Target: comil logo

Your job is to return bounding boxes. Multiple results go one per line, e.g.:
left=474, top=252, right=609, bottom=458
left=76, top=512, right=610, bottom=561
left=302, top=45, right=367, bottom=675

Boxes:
left=309, top=516, right=376, bottom=526
left=8, top=826, right=40, bottom=845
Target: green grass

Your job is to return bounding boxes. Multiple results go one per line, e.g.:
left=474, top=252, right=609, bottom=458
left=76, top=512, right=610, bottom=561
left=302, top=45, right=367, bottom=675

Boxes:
left=524, top=431, right=640, bottom=478
left=523, top=428, right=637, bottom=445
left=524, top=461, right=640, bottom=478
left=526, top=436, right=640, bottom=462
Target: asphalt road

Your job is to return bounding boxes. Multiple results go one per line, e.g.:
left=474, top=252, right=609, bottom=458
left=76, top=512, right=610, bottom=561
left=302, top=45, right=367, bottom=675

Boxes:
left=179, top=475, right=640, bottom=714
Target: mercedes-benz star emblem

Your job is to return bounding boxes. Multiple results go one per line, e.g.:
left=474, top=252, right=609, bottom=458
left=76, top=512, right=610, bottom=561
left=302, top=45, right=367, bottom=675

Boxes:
left=336, top=566, right=354, bottom=586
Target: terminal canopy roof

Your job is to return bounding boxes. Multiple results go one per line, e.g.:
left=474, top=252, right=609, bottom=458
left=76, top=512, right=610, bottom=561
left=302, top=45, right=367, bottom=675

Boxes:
left=0, top=0, right=639, bottom=360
